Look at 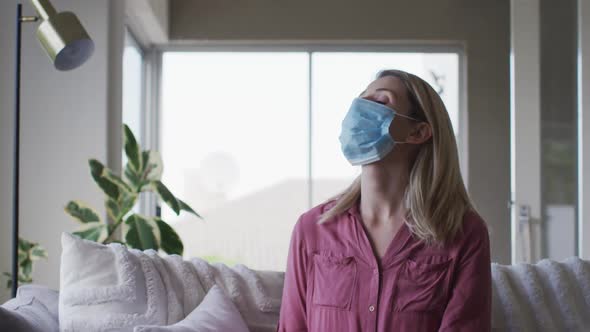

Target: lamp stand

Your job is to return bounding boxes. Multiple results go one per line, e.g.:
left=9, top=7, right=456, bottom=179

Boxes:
left=12, top=3, right=38, bottom=298
left=10, top=0, right=92, bottom=297
left=12, top=3, right=23, bottom=299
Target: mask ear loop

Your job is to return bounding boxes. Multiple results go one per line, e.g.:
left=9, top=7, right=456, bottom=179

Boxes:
left=390, top=112, right=422, bottom=144
left=394, top=112, right=421, bottom=122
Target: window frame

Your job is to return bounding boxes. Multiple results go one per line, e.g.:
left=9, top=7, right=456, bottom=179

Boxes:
left=123, top=27, right=162, bottom=216
left=123, top=28, right=146, bottom=144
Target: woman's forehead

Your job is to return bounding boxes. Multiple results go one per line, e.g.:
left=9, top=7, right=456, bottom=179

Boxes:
left=366, top=75, right=406, bottom=93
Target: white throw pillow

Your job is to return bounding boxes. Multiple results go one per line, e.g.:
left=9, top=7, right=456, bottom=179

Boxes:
left=133, top=285, right=249, bottom=332
left=59, top=232, right=168, bottom=331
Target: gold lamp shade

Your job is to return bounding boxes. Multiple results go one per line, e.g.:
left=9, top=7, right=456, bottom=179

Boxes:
left=32, top=0, right=94, bottom=71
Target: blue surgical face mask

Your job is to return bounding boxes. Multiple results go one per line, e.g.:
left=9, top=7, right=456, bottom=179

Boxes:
left=339, top=97, right=418, bottom=166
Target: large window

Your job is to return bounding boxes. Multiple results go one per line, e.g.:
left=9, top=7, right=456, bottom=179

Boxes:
left=161, top=50, right=460, bottom=271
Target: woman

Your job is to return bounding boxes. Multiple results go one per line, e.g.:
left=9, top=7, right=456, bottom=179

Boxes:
left=277, top=70, right=491, bottom=332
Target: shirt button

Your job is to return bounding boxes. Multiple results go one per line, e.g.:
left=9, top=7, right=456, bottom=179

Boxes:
left=369, top=305, right=375, bottom=312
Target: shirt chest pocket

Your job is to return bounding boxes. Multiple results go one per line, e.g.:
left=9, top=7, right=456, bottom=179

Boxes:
left=312, top=254, right=357, bottom=310
left=393, top=255, right=453, bottom=312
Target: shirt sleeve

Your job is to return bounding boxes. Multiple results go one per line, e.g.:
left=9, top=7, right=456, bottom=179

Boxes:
left=277, top=217, right=309, bottom=332
left=439, top=215, right=492, bottom=332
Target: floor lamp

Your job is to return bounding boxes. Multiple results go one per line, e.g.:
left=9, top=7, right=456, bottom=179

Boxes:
left=11, top=0, right=94, bottom=297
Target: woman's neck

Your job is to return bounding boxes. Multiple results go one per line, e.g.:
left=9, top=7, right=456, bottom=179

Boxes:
left=359, top=161, right=409, bottom=226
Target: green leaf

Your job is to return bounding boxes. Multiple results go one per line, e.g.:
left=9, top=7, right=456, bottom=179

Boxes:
left=31, top=247, right=48, bottom=260
left=106, top=192, right=137, bottom=222
left=19, top=273, right=32, bottom=284
left=3, top=272, right=12, bottom=290
left=10, top=238, right=48, bottom=287
left=155, top=218, right=183, bottom=255
left=98, top=177, right=120, bottom=200
left=106, top=198, right=121, bottom=221
left=18, top=251, right=27, bottom=264
left=21, top=258, right=32, bottom=277
left=142, top=150, right=149, bottom=169
left=125, top=214, right=158, bottom=251
left=89, top=159, right=120, bottom=199
left=120, top=194, right=137, bottom=217
left=124, top=165, right=142, bottom=190
left=18, top=238, right=34, bottom=252
left=89, top=158, right=104, bottom=179
left=104, top=170, right=133, bottom=193
left=178, top=199, right=202, bottom=219
left=124, top=124, right=142, bottom=172
left=152, top=181, right=180, bottom=215
left=73, top=222, right=107, bottom=242
left=64, top=201, right=101, bottom=224
left=142, top=151, right=163, bottom=182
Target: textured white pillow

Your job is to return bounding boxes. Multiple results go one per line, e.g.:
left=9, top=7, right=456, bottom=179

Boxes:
left=133, top=285, right=249, bottom=332
left=59, top=232, right=168, bottom=331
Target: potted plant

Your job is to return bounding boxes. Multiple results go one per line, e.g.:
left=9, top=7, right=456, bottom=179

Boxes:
left=64, top=124, right=200, bottom=255
left=3, top=238, right=47, bottom=289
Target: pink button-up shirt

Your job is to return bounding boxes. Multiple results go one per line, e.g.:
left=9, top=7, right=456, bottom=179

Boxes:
left=277, top=200, right=491, bottom=332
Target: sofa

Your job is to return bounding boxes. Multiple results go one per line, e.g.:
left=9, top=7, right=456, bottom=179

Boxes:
left=1, top=233, right=590, bottom=331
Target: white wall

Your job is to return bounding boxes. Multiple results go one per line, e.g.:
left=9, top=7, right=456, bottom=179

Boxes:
left=0, top=0, right=123, bottom=302
left=125, top=0, right=169, bottom=46
left=147, top=0, right=169, bottom=39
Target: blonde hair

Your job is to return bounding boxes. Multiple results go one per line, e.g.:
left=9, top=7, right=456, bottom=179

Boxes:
left=318, top=69, right=475, bottom=246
